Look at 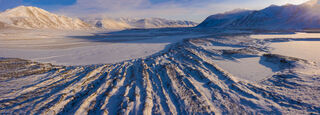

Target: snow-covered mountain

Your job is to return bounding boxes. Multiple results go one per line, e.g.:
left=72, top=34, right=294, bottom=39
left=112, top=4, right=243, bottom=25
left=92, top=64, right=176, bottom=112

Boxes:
left=0, top=6, right=197, bottom=30
left=84, top=17, right=198, bottom=30
left=197, top=9, right=253, bottom=28
left=0, top=6, right=92, bottom=30
left=198, top=0, right=320, bottom=30
left=0, top=21, right=6, bottom=29
left=119, top=18, right=198, bottom=28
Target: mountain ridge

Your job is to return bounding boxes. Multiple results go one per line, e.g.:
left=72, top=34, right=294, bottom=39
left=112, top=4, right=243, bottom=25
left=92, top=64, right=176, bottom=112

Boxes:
left=0, top=6, right=93, bottom=30
left=83, top=17, right=199, bottom=30
left=198, top=0, right=320, bottom=30
left=0, top=6, right=198, bottom=30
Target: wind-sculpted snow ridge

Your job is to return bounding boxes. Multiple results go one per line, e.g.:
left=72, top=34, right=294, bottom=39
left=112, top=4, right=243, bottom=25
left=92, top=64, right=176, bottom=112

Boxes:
left=0, top=37, right=319, bottom=114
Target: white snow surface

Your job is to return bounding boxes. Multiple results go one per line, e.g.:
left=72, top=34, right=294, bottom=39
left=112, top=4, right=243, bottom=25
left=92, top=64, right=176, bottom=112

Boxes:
left=1, top=30, right=320, bottom=114
left=251, top=32, right=320, bottom=63
left=269, top=41, right=320, bottom=62
left=251, top=32, right=320, bottom=39
left=0, top=28, right=203, bottom=65
left=0, top=1, right=320, bottom=115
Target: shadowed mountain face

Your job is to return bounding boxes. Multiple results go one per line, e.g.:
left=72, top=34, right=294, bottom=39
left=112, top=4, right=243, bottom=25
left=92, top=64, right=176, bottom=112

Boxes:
left=198, top=0, right=320, bottom=30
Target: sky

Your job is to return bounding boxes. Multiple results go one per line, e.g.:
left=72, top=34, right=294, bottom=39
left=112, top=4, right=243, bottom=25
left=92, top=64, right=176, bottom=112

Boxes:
left=0, top=0, right=310, bottom=22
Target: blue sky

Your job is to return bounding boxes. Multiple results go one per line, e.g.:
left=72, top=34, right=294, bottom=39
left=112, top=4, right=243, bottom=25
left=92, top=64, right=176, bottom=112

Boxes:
left=0, top=0, right=310, bottom=22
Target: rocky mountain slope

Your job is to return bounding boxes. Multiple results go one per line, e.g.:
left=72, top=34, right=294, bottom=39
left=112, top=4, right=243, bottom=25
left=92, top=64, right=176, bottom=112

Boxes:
left=198, top=0, right=320, bottom=30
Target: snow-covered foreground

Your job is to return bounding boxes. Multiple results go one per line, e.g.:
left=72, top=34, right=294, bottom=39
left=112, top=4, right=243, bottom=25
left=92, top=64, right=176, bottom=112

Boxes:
left=0, top=29, right=320, bottom=114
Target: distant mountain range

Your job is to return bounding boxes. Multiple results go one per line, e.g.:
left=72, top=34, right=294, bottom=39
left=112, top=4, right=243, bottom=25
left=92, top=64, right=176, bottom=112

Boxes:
left=0, top=6, right=198, bottom=30
left=198, top=0, right=320, bottom=30
left=1, top=0, right=319, bottom=31
left=82, top=17, right=198, bottom=30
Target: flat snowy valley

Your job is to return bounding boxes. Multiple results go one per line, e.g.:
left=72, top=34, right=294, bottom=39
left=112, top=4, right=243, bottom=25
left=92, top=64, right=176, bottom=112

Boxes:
left=0, top=28, right=202, bottom=65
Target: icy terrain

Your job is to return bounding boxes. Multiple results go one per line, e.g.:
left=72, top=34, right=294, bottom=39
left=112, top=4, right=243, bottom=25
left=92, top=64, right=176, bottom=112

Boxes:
left=1, top=0, right=320, bottom=114
left=251, top=32, right=320, bottom=63
left=0, top=28, right=205, bottom=65
left=0, top=28, right=320, bottom=114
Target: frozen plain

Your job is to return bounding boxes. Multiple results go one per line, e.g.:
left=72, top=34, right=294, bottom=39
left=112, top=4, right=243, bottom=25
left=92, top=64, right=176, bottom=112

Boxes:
left=0, top=28, right=320, bottom=114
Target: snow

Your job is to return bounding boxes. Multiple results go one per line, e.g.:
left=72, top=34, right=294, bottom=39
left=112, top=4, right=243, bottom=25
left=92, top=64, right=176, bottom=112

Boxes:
left=269, top=41, right=320, bottom=62
left=251, top=32, right=320, bottom=39
left=213, top=57, right=279, bottom=82
left=198, top=0, right=320, bottom=29
left=83, top=17, right=198, bottom=30
left=251, top=32, right=320, bottom=63
left=0, top=1, right=320, bottom=114
left=1, top=30, right=320, bottom=114
left=0, top=6, right=92, bottom=30
left=0, top=29, right=203, bottom=65
left=0, top=6, right=198, bottom=31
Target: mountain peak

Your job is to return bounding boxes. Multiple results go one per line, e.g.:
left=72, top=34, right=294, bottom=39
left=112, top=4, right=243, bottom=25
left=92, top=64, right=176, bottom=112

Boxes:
left=1, top=5, right=50, bottom=18
left=198, top=0, right=320, bottom=29
left=5, top=5, right=45, bottom=12
left=0, top=6, right=92, bottom=30
left=223, top=8, right=250, bottom=15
